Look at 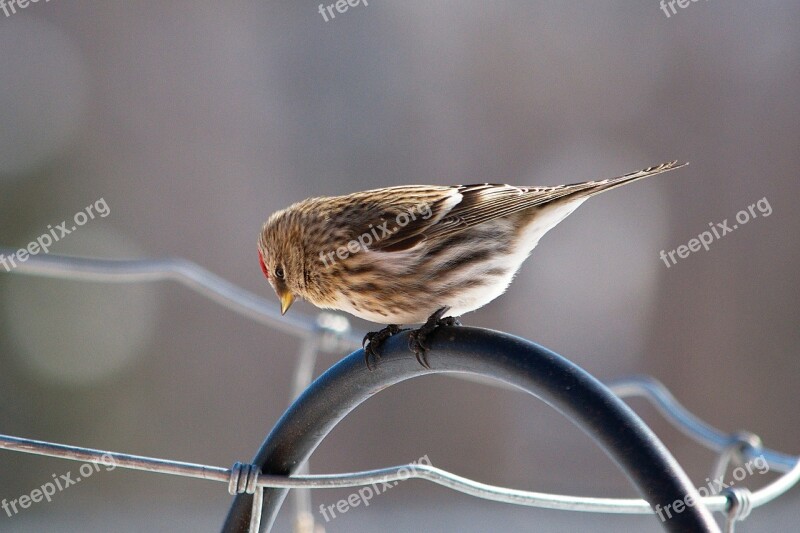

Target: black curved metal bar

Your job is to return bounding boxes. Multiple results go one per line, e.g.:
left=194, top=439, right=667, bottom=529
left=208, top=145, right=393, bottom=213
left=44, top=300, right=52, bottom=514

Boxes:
left=222, top=326, right=720, bottom=533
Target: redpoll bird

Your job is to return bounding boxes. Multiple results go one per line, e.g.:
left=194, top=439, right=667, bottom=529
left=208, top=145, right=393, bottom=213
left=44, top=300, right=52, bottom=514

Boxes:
left=258, top=161, right=686, bottom=367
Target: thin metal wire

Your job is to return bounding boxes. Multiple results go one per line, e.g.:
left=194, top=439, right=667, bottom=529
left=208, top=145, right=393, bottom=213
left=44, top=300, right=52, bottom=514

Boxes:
left=607, top=377, right=797, bottom=473
left=2, top=249, right=796, bottom=472
left=228, top=462, right=263, bottom=532
left=0, top=247, right=359, bottom=347
left=1, top=431, right=798, bottom=517
left=1, top=249, right=798, bottom=524
left=289, top=335, right=322, bottom=533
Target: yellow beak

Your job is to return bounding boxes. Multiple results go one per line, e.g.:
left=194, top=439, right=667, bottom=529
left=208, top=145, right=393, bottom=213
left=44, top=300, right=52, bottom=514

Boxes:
left=279, top=290, right=296, bottom=315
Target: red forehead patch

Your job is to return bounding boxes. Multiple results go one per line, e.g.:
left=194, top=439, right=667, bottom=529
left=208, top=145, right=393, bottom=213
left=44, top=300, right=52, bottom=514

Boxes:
left=258, top=249, right=269, bottom=278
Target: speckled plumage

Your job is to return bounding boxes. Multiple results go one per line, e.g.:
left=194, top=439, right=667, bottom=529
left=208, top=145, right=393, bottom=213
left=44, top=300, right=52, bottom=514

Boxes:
left=258, top=161, right=685, bottom=325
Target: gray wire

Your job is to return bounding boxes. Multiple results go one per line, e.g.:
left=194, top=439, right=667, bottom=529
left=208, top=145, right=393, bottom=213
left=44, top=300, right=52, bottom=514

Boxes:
left=2, top=249, right=796, bottom=469
left=289, top=335, right=322, bottom=531
left=1, top=248, right=797, bottom=521
left=3, top=431, right=798, bottom=516
left=0, top=433, right=714, bottom=514
left=0, top=247, right=360, bottom=346
left=607, top=377, right=797, bottom=473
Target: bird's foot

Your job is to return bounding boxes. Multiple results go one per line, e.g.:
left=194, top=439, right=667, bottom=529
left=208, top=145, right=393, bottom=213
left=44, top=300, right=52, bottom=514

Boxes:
left=408, top=307, right=462, bottom=368
left=363, top=324, right=408, bottom=370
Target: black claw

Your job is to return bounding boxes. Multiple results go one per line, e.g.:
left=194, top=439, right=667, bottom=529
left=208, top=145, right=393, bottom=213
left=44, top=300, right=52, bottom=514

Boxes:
left=408, top=306, right=462, bottom=369
left=363, top=324, right=406, bottom=370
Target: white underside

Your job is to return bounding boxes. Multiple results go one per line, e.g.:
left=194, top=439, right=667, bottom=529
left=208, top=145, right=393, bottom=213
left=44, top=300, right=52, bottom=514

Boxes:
left=439, top=198, right=587, bottom=318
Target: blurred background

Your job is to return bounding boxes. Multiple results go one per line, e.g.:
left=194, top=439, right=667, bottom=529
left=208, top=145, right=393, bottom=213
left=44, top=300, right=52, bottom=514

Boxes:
left=1, top=1, right=798, bottom=531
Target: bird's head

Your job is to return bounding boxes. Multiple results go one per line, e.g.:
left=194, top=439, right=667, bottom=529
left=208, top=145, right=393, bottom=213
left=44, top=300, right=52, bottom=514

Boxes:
left=258, top=211, right=309, bottom=315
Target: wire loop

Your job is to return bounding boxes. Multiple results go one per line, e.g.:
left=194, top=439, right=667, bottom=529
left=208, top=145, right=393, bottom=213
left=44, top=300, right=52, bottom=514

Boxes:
left=228, top=462, right=262, bottom=495
left=722, top=487, right=753, bottom=533
left=1, top=249, right=798, bottom=532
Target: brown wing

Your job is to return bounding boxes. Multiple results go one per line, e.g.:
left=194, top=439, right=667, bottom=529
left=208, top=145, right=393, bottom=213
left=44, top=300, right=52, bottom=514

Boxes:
left=327, top=185, right=463, bottom=252
left=352, top=161, right=684, bottom=251
left=420, top=161, right=685, bottom=241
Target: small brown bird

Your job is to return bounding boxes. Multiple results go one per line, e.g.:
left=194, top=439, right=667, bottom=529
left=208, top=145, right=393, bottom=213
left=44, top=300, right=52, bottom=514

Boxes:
left=258, top=161, right=686, bottom=367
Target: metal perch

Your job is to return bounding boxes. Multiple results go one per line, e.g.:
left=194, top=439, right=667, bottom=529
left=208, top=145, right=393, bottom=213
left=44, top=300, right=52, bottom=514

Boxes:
left=222, top=326, right=719, bottom=533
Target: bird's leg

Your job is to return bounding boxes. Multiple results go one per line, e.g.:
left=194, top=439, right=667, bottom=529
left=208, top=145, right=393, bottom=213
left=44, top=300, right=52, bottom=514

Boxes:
left=363, top=324, right=409, bottom=370
left=408, top=306, right=462, bottom=368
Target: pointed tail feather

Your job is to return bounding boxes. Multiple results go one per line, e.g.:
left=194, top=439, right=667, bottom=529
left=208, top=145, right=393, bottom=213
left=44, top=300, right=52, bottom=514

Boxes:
left=572, top=160, right=688, bottom=199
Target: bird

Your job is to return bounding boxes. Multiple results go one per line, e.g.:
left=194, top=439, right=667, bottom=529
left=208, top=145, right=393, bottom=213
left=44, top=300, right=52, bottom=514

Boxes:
left=257, top=161, right=686, bottom=368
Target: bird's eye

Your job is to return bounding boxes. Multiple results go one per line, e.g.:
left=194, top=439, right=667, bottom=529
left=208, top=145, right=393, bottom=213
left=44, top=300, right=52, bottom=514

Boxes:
left=258, top=250, right=269, bottom=279
left=275, top=266, right=285, bottom=279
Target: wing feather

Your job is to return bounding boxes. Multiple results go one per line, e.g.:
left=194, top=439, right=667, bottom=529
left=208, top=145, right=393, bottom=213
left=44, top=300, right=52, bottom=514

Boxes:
left=329, top=161, right=684, bottom=251
left=422, top=161, right=685, bottom=240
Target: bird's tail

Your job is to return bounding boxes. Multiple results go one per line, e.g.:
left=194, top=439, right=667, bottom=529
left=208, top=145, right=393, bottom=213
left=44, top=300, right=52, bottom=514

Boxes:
left=568, top=160, right=688, bottom=199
